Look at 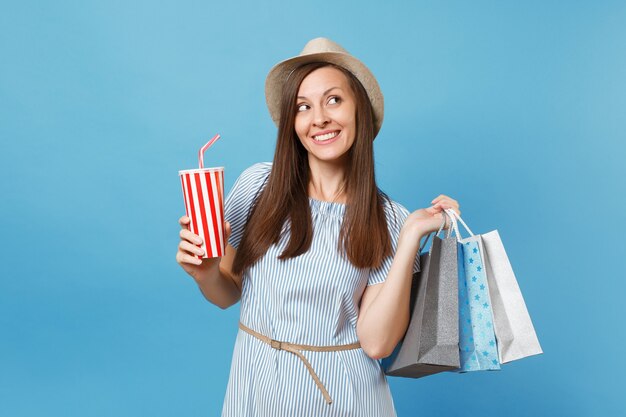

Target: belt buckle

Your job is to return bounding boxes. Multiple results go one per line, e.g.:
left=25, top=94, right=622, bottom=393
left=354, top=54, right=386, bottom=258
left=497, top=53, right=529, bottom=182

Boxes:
left=270, top=339, right=282, bottom=350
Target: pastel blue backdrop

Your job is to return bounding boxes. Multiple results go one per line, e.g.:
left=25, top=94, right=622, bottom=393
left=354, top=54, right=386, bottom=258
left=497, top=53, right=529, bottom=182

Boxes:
left=2, top=1, right=624, bottom=416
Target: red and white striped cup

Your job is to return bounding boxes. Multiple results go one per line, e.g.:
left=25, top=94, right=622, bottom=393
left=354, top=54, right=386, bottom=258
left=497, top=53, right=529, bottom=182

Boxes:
left=179, top=167, right=225, bottom=258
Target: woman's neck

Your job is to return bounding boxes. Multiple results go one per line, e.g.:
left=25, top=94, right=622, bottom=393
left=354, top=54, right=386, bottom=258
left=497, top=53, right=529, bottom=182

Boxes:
left=307, top=158, right=348, bottom=204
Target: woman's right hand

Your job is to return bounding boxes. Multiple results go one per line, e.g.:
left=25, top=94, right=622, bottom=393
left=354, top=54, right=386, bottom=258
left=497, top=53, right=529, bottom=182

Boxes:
left=175, top=215, right=231, bottom=282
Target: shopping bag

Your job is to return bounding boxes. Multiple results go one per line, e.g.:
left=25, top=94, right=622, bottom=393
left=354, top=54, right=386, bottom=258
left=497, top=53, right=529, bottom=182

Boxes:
left=383, top=214, right=460, bottom=377
left=445, top=209, right=542, bottom=364
left=454, top=234, right=501, bottom=372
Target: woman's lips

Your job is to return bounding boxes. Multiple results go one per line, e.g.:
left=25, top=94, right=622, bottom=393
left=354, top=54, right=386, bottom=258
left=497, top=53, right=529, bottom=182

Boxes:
left=312, top=130, right=341, bottom=143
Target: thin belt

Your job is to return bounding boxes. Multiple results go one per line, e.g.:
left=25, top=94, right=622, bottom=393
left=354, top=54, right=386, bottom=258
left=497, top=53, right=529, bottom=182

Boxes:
left=238, top=321, right=361, bottom=405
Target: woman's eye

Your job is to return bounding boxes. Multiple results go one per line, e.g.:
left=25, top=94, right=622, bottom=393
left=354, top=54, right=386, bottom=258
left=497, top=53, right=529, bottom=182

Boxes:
left=297, top=104, right=309, bottom=112
left=328, top=96, right=341, bottom=105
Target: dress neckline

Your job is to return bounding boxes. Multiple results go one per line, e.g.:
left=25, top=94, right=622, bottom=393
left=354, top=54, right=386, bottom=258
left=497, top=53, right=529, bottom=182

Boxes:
left=308, top=197, right=346, bottom=216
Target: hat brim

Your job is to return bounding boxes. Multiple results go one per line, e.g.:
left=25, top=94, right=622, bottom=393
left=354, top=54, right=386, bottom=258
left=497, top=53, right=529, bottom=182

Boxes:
left=265, top=51, right=384, bottom=138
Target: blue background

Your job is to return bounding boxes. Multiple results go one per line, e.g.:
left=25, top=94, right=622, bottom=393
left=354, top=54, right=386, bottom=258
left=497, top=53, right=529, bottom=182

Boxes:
left=2, top=1, right=625, bottom=416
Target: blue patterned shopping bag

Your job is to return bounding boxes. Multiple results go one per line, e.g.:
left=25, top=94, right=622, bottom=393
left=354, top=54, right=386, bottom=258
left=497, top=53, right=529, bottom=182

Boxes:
left=454, top=231, right=501, bottom=372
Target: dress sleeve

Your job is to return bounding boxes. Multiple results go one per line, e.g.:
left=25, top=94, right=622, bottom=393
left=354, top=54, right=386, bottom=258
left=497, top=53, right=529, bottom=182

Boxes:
left=224, top=162, right=272, bottom=249
left=367, top=199, right=421, bottom=286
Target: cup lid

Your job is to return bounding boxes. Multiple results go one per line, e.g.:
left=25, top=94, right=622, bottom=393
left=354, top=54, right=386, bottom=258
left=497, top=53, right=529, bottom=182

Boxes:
left=178, top=167, right=224, bottom=175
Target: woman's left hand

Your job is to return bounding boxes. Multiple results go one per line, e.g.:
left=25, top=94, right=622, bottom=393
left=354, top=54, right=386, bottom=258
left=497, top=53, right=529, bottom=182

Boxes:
left=400, top=194, right=461, bottom=243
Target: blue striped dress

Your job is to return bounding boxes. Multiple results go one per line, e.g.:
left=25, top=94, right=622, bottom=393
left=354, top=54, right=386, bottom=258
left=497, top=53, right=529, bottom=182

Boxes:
left=222, top=162, right=420, bottom=416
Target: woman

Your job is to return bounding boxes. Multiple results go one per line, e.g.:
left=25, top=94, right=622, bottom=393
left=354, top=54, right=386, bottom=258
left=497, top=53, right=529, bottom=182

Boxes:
left=176, top=38, right=461, bottom=416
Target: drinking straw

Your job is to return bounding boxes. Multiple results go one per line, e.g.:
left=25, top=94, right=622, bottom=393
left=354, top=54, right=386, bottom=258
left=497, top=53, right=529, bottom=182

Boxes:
left=198, top=134, right=221, bottom=168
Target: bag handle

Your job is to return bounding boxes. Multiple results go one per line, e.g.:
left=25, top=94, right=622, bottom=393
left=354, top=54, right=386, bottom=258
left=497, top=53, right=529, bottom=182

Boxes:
left=419, top=211, right=452, bottom=253
left=444, top=208, right=474, bottom=241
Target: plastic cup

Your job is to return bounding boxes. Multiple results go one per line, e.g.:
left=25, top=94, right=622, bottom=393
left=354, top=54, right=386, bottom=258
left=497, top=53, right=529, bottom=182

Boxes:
left=179, top=167, right=225, bottom=258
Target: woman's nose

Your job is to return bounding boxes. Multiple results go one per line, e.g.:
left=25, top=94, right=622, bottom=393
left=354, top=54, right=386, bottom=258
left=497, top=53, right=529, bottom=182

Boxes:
left=313, top=107, right=330, bottom=127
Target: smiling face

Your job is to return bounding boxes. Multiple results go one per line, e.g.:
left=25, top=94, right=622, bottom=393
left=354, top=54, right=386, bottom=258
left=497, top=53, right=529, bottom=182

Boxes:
left=294, top=66, right=357, bottom=167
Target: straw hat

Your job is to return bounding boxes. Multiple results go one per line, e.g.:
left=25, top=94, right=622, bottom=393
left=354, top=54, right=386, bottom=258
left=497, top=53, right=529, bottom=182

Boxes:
left=265, top=37, right=384, bottom=138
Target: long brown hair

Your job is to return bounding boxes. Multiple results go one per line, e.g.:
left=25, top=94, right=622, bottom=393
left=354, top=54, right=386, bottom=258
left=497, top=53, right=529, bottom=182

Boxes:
left=232, top=62, right=392, bottom=275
